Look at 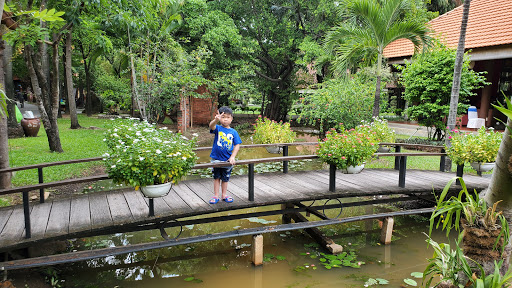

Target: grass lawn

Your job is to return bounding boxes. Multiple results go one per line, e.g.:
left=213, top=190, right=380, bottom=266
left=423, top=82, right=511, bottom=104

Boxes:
left=9, top=115, right=111, bottom=186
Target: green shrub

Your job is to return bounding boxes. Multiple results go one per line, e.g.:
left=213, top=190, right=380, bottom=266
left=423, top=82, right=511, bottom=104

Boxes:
left=297, top=75, right=374, bottom=132
left=253, top=116, right=296, bottom=144
left=93, top=72, right=131, bottom=112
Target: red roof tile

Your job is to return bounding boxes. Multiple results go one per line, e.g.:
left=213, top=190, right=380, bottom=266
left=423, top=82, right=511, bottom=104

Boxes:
left=383, top=0, right=512, bottom=59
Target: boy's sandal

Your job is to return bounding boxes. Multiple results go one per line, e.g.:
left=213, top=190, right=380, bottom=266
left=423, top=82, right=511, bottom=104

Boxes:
left=209, top=197, right=219, bottom=204
left=223, top=196, right=233, bottom=203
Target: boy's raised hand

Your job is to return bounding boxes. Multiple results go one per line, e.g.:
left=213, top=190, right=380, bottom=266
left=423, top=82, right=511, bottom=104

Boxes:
left=215, top=111, right=224, bottom=121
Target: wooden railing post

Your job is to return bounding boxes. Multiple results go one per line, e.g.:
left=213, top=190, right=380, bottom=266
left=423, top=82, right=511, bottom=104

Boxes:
left=394, top=145, right=401, bottom=170
left=439, top=149, right=446, bottom=172
left=456, top=164, right=464, bottom=185
left=283, top=146, right=288, bottom=174
left=38, top=167, right=44, bottom=203
left=23, top=191, right=31, bottom=238
left=398, top=156, right=407, bottom=188
left=149, top=199, right=155, bottom=217
left=329, top=164, right=336, bottom=192
left=249, top=163, right=254, bottom=201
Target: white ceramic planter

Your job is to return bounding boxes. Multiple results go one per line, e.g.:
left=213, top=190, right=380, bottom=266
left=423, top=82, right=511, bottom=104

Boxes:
left=345, top=164, right=365, bottom=174
left=265, top=145, right=282, bottom=154
left=140, top=182, right=173, bottom=198
left=470, top=162, right=495, bottom=173
left=377, top=146, right=391, bottom=153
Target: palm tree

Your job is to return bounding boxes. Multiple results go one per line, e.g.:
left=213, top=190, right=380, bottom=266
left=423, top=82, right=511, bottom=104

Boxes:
left=324, top=0, right=431, bottom=117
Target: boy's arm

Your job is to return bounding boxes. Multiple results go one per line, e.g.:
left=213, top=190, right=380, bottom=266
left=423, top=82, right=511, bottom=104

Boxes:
left=228, top=144, right=240, bottom=165
left=209, top=111, right=223, bottom=131
left=209, top=118, right=218, bottom=131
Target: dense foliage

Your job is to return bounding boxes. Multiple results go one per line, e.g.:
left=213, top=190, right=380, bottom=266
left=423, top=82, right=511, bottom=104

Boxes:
left=317, top=124, right=378, bottom=169
left=398, top=44, right=488, bottom=140
left=446, top=127, right=503, bottom=165
left=252, top=116, right=296, bottom=144
left=297, top=75, right=375, bottom=132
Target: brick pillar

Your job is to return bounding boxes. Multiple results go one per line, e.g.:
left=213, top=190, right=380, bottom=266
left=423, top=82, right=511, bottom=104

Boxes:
left=178, top=96, right=190, bottom=132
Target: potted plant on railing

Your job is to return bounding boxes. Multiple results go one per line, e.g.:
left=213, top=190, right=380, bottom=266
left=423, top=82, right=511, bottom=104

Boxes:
left=359, top=117, right=395, bottom=152
left=446, top=127, right=502, bottom=173
left=103, top=119, right=198, bottom=198
left=430, top=177, right=510, bottom=279
left=253, top=115, right=296, bottom=154
left=317, top=125, right=377, bottom=174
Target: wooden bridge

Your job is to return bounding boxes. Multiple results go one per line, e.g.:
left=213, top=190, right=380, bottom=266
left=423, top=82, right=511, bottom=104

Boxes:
left=0, top=143, right=490, bottom=268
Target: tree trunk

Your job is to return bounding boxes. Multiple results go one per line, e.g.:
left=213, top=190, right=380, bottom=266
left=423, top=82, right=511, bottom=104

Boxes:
left=445, top=0, right=471, bottom=152
left=372, top=52, right=383, bottom=117
left=484, top=118, right=512, bottom=210
left=25, top=44, right=63, bottom=153
left=65, top=30, right=80, bottom=129
left=0, top=30, right=12, bottom=188
left=84, top=61, right=92, bottom=116
left=3, top=40, right=16, bottom=127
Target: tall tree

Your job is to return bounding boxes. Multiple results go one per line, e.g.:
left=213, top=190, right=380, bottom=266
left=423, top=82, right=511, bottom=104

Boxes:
left=64, top=29, right=80, bottom=128
left=445, top=0, right=470, bottom=145
left=212, top=0, right=338, bottom=121
left=324, top=0, right=431, bottom=117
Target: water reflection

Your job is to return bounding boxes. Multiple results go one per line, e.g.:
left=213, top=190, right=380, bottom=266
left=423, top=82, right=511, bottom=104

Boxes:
left=63, top=203, right=449, bottom=287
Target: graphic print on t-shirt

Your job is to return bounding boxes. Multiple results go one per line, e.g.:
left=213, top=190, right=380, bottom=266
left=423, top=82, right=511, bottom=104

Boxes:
left=217, top=131, right=234, bottom=150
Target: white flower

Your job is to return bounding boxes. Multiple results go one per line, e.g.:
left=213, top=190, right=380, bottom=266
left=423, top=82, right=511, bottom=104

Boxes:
left=112, top=133, right=119, bottom=137
left=182, top=157, right=187, bottom=160
left=139, top=157, right=145, bottom=161
left=102, top=153, right=110, bottom=157
left=133, top=139, right=140, bottom=143
left=103, top=138, right=106, bottom=141
left=117, top=159, right=121, bottom=162
left=113, top=128, right=118, bottom=132
left=192, top=133, right=199, bottom=137
left=163, top=141, right=170, bottom=144
left=181, top=135, right=189, bottom=140
left=156, top=149, right=162, bottom=154
left=111, top=165, right=116, bottom=168
left=136, top=131, right=142, bottom=136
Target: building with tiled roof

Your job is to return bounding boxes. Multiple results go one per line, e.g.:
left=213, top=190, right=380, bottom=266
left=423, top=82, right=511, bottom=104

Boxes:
left=384, top=0, right=512, bottom=128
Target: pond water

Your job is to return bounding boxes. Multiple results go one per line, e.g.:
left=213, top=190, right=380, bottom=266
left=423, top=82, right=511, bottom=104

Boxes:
left=62, top=204, right=451, bottom=288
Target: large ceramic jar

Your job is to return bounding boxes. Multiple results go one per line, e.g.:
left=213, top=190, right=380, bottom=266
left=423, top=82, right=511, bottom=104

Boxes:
left=20, top=117, right=41, bottom=137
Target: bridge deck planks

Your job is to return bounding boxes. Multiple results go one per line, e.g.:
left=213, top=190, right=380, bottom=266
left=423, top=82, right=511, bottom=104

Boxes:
left=0, top=169, right=490, bottom=251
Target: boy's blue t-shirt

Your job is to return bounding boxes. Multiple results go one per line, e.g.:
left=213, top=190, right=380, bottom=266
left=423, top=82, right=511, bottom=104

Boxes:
left=210, top=125, right=242, bottom=161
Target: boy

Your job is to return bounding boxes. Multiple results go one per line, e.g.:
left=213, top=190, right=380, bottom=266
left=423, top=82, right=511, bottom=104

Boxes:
left=209, top=106, right=242, bottom=204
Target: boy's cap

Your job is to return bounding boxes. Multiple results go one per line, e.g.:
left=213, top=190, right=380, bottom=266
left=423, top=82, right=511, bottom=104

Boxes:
left=218, top=106, right=233, bottom=115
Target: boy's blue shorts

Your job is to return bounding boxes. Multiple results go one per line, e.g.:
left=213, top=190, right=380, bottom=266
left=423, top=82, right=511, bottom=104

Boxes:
left=211, top=159, right=233, bottom=182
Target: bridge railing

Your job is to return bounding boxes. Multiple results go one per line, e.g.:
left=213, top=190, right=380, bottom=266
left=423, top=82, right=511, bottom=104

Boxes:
left=0, top=142, right=455, bottom=239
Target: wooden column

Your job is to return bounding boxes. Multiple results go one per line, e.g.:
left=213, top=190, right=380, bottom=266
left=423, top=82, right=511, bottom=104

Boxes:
left=252, top=234, right=264, bottom=266
left=380, top=217, right=394, bottom=244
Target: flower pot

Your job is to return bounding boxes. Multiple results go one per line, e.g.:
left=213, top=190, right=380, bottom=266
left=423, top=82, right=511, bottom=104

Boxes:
left=470, top=162, right=495, bottom=172
left=140, top=182, right=173, bottom=198
left=344, top=164, right=365, bottom=174
left=377, top=146, right=390, bottom=153
left=265, top=145, right=282, bottom=154
left=20, top=117, right=41, bottom=137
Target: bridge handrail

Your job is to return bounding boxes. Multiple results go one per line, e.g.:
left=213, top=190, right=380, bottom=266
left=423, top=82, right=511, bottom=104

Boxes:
left=0, top=141, right=442, bottom=174
left=0, top=151, right=448, bottom=196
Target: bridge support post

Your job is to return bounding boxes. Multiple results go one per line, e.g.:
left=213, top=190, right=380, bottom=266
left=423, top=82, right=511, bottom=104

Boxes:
left=456, top=164, right=464, bottom=185
left=394, top=145, right=401, bottom=170
left=252, top=234, right=264, bottom=266
left=283, top=146, right=288, bottom=174
left=398, top=156, right=407, bottom=188
left=329, top=164, right=336, bottom=192
left=290, top=212, right=343, bottom=254
left=23, top=191, right=31, bottom=238
left=380, top=217, right=394, bottom=244
left=281, top=203, right=293, bottom=224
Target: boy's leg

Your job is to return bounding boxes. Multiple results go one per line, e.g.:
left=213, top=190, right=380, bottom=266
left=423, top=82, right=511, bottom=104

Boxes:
left=213, top=178, right=221, bottom=198
left=221, top=181, right=228, bottom=198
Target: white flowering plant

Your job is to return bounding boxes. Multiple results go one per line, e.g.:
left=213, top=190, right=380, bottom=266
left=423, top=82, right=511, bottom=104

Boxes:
left=103, top=119, right=197, bottom=189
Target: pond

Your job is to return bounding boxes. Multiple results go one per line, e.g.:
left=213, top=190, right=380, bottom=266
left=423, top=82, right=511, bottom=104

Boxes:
left=61, top=204, right=449, bottom=288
